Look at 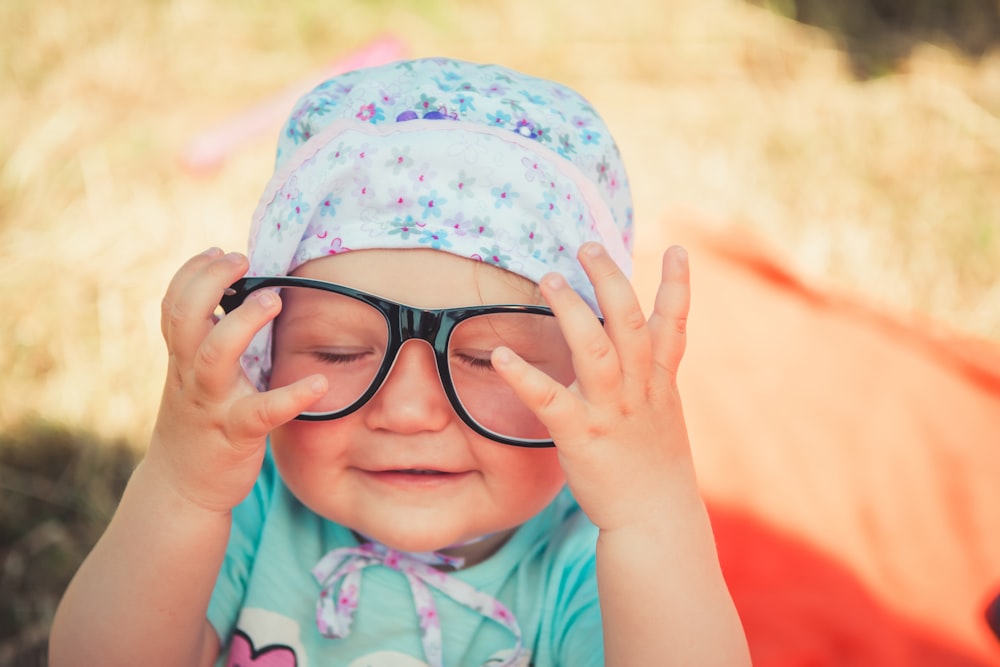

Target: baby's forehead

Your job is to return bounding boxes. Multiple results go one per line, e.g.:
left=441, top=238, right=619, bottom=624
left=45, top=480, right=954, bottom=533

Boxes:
left=291, top=248, right=543, bottom=308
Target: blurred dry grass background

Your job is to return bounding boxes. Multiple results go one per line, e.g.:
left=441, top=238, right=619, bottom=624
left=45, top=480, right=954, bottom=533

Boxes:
left=1, top=0, right=998, bottom=663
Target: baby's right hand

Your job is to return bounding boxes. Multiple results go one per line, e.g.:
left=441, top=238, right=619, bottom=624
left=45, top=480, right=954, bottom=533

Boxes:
left=147, top=249, right=327, bottom=513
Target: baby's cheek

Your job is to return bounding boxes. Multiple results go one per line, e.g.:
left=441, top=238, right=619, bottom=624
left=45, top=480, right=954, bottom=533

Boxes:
left=269, top=421, right=345, bottom=488
left=495, top=447, right=565, bottom=508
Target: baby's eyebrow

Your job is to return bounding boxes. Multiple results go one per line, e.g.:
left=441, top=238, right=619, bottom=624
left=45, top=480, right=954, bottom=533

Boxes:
left=276, top=310, right=374, bottom=329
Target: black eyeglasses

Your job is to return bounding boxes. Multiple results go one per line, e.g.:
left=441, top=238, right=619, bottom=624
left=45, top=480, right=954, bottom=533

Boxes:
left=221, top=277, right=593, bottom=447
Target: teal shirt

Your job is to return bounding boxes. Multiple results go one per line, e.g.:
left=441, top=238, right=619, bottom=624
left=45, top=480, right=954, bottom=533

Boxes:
left=208, top=450, right=604, bottom=666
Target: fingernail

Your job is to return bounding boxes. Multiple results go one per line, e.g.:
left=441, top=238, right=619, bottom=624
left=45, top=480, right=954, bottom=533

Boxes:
left=582, top=242, right=604, bottom=259
left=224, top=252, right=244, bottom=264
left=202, top=247, right=223, bottom=257
left=253, top=290, right=277, bottom=307
left=542, top=273, right=567, bottom=290
left=674, top=246, right=688, bottom=267
left=493, top=347, right=513, bottom=367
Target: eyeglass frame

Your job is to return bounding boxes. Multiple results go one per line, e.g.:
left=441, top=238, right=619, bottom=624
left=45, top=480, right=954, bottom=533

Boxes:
left=221, top=276, right=600, bottom=448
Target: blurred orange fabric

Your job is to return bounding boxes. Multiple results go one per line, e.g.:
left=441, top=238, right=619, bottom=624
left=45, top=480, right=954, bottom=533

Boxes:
left=633, top=210, right=1000, bottom=666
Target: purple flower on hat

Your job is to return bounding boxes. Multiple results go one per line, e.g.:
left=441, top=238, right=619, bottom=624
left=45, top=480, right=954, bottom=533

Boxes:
left=353, top=181, right=375, bottom=207
left=521, top=156, right=546, bottom=182
left=422, top=107, right=458, bottom=120
left=607, top=170, right=621, bottom=196
left=387, top=186, right=410, bottom=213
left=410, top=163, right=438, bottom=191
left=482, top=82, right=506, bottom=97
left=514, top=118, right=537, bottom=140
left=445, top=212, right=470, bottom=235
left=447, top=213, right=493, bottom=239
left=349, top=142, right=376, bottom=168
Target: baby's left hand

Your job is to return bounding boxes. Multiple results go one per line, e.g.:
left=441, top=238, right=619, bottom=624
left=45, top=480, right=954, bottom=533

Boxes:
left=493, top=242, right=697, bottom=532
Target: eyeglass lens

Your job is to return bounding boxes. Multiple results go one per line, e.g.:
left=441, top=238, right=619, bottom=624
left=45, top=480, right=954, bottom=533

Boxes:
left=266, top=286, right=574, bottom=442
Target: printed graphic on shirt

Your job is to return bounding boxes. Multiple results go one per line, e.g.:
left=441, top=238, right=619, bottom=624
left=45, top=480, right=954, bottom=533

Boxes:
left=227, top=608, right=306, bottom=667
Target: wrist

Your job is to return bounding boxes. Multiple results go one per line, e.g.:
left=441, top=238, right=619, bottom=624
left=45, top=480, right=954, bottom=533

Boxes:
left=144, top=424, right=265, bottom=514
left=129, top=453, right=236, bottom=522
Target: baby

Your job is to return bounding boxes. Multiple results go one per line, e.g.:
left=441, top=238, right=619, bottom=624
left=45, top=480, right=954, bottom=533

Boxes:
left=50, top=57, right=749, bottom=667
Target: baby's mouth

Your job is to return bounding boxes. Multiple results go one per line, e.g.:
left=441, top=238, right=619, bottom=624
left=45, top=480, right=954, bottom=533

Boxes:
left=363, top=467, right=472, bottom=485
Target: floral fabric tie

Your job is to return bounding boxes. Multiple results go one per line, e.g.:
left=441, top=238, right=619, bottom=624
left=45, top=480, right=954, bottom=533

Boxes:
left=312, top=542, right=525, bottom=667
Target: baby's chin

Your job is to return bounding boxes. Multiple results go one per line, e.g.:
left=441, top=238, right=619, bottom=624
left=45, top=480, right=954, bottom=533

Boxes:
left=350, top=521, right=516, bottom=563
left=352, top=525, right=475, bottom=554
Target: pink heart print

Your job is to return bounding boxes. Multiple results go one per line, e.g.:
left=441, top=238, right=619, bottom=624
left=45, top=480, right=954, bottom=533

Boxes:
left=227, top=630, right=298, bottom=667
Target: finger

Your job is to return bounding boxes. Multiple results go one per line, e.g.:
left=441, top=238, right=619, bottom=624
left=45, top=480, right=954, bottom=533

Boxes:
left=160, top=247, right=224, bottom=341
left=539, top=270, right=622, bottom=402
left=228, top=375, right=328, bottom=444
left=167, top=252, right=249, bottom=367
left=577, top=242, right=653, bottom=383
left=491, top=346, right=581, bottom=439
left=646, top=246, right=690, bottom=376
left=192, top=288, right=281, bottom=399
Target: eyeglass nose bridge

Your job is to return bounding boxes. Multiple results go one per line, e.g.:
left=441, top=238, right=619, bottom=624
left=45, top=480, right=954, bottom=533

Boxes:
left=378, top=304, right=451, bottom=384
left=395, top=304, right=445, bottom=346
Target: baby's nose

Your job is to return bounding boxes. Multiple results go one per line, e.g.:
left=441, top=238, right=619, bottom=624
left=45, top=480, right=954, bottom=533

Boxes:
left=364, top=340, right=452, bottom=434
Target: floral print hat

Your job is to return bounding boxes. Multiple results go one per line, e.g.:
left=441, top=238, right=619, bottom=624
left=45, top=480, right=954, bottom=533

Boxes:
left=242, top=57, right=634, bottom=390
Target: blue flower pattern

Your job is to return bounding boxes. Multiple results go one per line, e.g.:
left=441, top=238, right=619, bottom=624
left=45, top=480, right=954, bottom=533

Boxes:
left=491, top=183, right=519, bottom=209
left=418, top=191, right=445, bottom=219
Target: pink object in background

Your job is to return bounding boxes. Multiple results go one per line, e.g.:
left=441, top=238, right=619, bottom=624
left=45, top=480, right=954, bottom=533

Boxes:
left=179, top=35, right=407, bottom=174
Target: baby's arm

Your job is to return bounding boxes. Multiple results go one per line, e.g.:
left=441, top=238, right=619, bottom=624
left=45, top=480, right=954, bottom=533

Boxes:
left=48, top=250, right=327, bottom=667
left=494, top=244, right=751, bottom=666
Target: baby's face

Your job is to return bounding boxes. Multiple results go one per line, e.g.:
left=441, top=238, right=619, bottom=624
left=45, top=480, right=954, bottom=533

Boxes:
left=268, top=248, right=566, bottom=555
